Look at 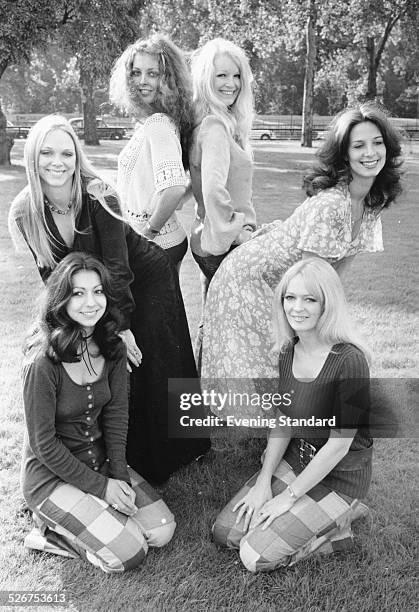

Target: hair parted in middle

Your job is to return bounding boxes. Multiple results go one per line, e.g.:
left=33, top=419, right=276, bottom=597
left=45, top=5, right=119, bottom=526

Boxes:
left=109, top=33, right=194, bottom=168
left=190, top=38, right=254, bottom=149
left=8, top=114, right=121, bottom=269
left=24, top=252, right=123, bottom=364
left=304, top=102, right=403, bottom=210
left=272, top=258, right=370, bottom=362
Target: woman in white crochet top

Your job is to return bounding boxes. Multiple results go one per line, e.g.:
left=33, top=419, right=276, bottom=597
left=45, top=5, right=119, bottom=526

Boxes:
left=110, top=34, right=194, bottom=270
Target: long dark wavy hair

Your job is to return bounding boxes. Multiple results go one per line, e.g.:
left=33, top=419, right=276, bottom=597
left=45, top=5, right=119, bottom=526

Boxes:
left=110, top=33, right=194, bottom=170
left=24, top=252, right=123, bottom=364
left=304, top=102, right=403, bottom=209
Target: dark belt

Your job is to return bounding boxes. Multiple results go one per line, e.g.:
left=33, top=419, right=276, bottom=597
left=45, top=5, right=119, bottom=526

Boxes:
left=295, top=438, right=373, bottom=471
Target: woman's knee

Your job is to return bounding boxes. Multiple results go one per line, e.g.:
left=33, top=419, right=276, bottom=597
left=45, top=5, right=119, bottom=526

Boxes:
left=145, top=519, right=176, bottom=547
left=239, top=530, right=290, bottom=573
left=212, top=517, right=228, bottom=547
left=212, top=512, right=244, bottom=550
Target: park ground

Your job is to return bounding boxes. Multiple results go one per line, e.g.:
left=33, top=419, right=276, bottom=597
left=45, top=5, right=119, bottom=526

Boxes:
left=0, top=139, right=418, bottom=611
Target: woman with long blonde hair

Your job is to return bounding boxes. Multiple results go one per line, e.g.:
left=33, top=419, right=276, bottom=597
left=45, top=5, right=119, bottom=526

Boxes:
left=9, top=114, right=209, bottom=484
left=189, top=38, right=257, bottom=365
left=213, top=258, right=372, bottom=572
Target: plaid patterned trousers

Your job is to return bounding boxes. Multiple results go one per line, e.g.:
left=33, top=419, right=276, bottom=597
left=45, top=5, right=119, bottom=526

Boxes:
left=213, top=460, right=364, bottom=572
left=28, top=467, right=175, bottom=573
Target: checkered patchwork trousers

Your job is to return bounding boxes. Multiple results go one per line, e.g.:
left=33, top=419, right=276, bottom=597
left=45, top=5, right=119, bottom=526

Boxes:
left=31, top=467, right=175, bottom=573
left=213, top=460, right=364, bottom=572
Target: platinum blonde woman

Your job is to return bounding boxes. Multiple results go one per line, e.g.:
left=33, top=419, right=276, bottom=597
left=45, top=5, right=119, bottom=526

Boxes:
left=189, top=38, right=257, bottom=364
left=213, top=258, right=372, bottom=572
left=9, top=115, right=209, bottom=484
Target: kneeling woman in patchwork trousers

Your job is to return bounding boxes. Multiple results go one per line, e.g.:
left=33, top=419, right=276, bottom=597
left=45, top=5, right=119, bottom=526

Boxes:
left=213, top=259, right=372, bottom=572
left=21, top=253, right=175, bottom=573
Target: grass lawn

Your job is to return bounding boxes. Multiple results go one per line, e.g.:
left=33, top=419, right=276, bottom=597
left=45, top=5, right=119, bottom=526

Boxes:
left=0, top=139, right=418, bottom=612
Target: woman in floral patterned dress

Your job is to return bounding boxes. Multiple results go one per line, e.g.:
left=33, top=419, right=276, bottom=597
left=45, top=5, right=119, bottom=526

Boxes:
left=201, top=103, right=403, bottom=416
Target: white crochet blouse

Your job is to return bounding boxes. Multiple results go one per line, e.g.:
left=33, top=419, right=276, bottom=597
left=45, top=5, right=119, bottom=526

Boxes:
left=117, top=113, right=188, bottom=249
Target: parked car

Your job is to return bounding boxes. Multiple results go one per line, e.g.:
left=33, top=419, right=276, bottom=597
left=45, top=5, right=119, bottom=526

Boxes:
left=6, top=120, right=30, bottom=139
left=251, top=126, right=273, bottom=140
left=404, top=126, right=419, bottom=140
left=69, top=117, right=127, bottom=140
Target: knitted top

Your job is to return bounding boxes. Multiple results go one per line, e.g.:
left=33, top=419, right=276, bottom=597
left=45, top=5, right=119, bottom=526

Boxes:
left=278, top=342, right=373, bottom=499
left=189, top=115, right=256, bottom=256
left=21, top=345, right=130, bottom=509
left=117, top=113, right=188, bottom=249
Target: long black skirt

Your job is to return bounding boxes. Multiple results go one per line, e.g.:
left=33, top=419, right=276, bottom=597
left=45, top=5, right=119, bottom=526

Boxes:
left=126, top=233, right=210, bottom=483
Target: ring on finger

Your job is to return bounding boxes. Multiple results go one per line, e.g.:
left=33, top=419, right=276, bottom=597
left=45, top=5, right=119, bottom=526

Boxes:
left=111, top=503, right=119, bottom=510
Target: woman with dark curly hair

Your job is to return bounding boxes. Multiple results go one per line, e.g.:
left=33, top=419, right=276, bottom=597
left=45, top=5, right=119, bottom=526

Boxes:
left=110, top=33, right=194, bottom=270
left=201, top=102, right=403, bottom=413
left=9, top=115, right=209, bottom=483
left=21, top=252, right=175, bottom=572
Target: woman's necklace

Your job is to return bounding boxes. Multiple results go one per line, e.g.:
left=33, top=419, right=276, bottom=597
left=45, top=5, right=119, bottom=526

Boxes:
left=44, top=196, right=73, bottom=215
left=78, top=332, right=101, bottom=376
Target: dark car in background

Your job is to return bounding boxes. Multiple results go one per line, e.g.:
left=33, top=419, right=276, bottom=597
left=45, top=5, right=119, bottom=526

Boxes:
left=6, top=120, right=30, bottom=139
left=69, top=117, right=126, bottom=140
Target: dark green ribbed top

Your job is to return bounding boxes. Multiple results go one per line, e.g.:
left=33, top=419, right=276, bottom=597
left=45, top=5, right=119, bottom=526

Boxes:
left=279, top=342, right=373, bottom=499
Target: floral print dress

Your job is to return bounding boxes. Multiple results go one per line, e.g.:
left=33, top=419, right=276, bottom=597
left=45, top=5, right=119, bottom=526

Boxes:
left=201, top=185, right=383, bottom=418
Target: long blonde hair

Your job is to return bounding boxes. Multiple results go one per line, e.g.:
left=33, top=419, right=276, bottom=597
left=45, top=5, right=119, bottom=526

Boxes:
left=272, top=258, right=371, bottom=362
left=9, top=115, right=118, bottom=269
left=191, top=38, right=254, bottom=149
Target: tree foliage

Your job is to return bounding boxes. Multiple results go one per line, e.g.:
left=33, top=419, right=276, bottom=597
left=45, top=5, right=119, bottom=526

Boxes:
left=0, top=46, right=81, bottom=114
left=1, top=0, right=417, bottom=160
left=0, top=0, right=70, bottom=163
left=59, top=0, right=145, bottom=144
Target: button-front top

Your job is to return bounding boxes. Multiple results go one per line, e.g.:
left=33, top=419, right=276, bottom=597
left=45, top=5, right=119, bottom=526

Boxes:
left=21, top=348, right=130, bottom=509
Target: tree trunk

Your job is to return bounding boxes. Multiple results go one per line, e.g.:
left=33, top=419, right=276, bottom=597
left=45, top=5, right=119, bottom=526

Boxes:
left=0, top=101, right=13, bottom=166
left=80, top=68, right=99, bottom=146
left=0, top=59, right=14, bottom=165
left=365, top=37, right=377, bottom=100
left=365, top=11, right=403, bottom=101
left=301, top=0, right=316, bottom=148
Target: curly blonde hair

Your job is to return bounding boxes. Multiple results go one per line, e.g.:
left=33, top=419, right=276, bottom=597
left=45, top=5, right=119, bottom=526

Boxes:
left=191, top=38, right=254, bottom=149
